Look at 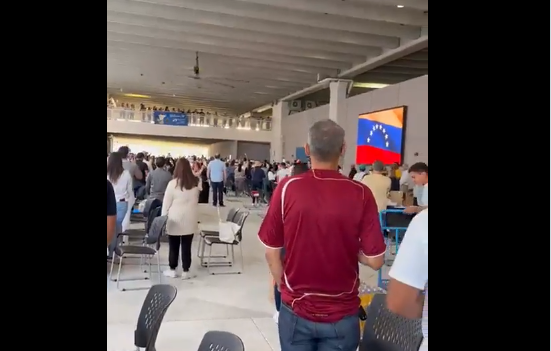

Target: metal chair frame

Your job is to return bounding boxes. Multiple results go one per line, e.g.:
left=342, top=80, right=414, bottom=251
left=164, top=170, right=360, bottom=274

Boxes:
left=200, top=211, right=249, bottom=275
left=109, top=216, right=167, bottom=292
left=196, top=207, right=240, bottom=260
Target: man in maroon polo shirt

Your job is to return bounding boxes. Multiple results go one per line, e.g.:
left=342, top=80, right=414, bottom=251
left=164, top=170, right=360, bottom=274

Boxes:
left=258, top=120, right=386, bottom=351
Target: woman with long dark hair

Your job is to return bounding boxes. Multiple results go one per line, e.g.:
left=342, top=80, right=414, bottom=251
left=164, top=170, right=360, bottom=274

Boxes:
left=161, top=158, right=202, bottom=279
left=194, top=161, right=209, bottom=204
left=106, top=152, right=134, bottom=259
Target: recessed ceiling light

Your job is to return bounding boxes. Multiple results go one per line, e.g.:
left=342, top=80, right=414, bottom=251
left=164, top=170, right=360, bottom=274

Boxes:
left=397, top=5, right=405, bottom=8
left=123, top=93, right=151, bottom=98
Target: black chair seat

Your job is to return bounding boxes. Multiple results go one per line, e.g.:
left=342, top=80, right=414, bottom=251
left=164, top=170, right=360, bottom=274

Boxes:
left=121, top=229, right=146, bottom=237
left=204, top=237, right=238, bottom=246
left=115, top=245, right=156, bottom=256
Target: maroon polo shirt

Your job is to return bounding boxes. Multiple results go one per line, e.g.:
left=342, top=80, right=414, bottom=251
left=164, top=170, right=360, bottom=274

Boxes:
left=258, top=169, right=386, bottom=323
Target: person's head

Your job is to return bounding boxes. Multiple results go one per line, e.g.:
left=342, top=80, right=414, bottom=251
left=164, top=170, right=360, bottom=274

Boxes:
left=173, top=158, right=200, bottom=190
left=305, top=120, right=345, bottom=168
left=350, top=164, right=356, bottom=170
left=237, top=163, right=243, bottom=172
left=358, top=164, right=367, bottom=172
left=408, top=162, right=428, bottom=185
left=155, top=156, right=166, bottom=169
left=107, top=152, right=124, bottom=183
left=279, top=162, right=286, bottom=169
left=215, top=153, right=221, bottom=159
left=117, top=146, right=130, bottom=159
left=136, top=152, right=145, bottom=161
left=391, top=162, right=399, bottom=170
left=291, top=163, right=309, bottom=176
left=372, top=160, right=385, bottom=174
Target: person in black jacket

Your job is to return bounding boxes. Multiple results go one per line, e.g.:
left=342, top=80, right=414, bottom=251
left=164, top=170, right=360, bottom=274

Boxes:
left=251, top=161, right=265, bottom=205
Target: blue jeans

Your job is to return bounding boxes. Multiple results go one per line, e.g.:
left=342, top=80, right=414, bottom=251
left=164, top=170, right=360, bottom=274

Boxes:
left=108, top=202, right=128, bottom=258
left=278, top=304, right=360, bottom=351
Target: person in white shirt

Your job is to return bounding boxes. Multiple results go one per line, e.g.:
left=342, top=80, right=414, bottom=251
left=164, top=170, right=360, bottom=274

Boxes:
left=106, top=151, right=134, bottom=259
left=352, top=164, right=367, bottom=181
left=275, top=162, right=289, bottom=183
left=361, top=160, right=392, bottom=212
left=162, top=158, right=202, bottom=280
left=404, top=162, right=428, bottom=214
left=387, top=209, right=428, bottom=350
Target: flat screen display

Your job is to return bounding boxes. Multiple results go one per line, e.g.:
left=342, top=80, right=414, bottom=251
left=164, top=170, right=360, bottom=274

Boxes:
left=356, top=106, right=407, bottom=165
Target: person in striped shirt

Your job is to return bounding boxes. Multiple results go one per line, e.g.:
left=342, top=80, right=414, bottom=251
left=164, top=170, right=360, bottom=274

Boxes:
left=386, top=209, right=428, bottom=350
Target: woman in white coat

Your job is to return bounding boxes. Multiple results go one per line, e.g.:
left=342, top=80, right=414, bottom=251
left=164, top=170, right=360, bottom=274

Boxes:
left=162, top=158, right=202, bottom=279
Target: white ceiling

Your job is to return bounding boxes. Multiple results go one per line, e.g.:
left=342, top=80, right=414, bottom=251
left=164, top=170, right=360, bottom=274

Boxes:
left=107, top=0, right=429, bottom=114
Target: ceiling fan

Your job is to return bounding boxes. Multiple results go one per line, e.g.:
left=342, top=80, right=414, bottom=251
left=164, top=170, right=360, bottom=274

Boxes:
left=186, top=52, right=250, bottom=88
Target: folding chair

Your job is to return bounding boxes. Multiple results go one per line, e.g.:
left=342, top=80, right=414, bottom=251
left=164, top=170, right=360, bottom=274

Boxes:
left=360, top=294, right=423, bottom=351
left=197, top=331, right=244, bottom=351
left=134, top=284, right=178, bottom=351
left=196, top=207, right=240, bottom=259
left=109, top=215, right=167, bottom=291
left=201, top=211, right=249, bottom=275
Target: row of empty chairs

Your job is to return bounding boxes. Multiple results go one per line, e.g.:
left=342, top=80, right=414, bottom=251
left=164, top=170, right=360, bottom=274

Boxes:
left=131, top=284, right=245, bottom=351
left=108, top=200, right=249, bottom=290
left=131, top=285, right=422, bottom=351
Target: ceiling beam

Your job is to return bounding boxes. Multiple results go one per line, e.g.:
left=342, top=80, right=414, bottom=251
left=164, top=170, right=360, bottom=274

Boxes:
left=107, top=43, right=339, bottom=75
left=106, top=33, right=351, bottom=70
left=106, top=22, right=367, bottom=63
left=370, top=66, right=428, bottom=75
left=107, top=0, right=401, bottom=47
left=232, top=0, right=428, bottom=27
left=107, top=11, right=382, bottom=56
left=107, top=59, right=316, bottom=88
left=137, top=0, right=420, bottom=38
left=350, top=0, right=428, bottom=11
left=385, top=60, right=428, bottom=69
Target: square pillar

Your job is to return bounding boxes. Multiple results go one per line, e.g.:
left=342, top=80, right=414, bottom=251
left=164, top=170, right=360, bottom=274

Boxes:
left=329, top=81, right=349, bottom=167
left=329, top=81, right=348, bottom=124
left=271, top=102, right=287, bottom=161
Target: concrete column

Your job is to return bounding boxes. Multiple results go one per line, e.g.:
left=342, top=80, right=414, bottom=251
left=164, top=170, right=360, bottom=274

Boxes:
left=329, top=81, right=349, bottom=167
left=270, top=102, right=288, bottom=161
left=329, top=81, right=348, bottom=123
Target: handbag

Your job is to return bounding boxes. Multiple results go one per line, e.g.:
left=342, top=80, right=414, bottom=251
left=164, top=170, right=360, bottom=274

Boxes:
left=217, top=207, right=241, bottom=244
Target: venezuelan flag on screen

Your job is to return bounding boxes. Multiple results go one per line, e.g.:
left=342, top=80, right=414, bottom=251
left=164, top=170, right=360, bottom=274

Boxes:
left=356, top=106, right=406, bottom=164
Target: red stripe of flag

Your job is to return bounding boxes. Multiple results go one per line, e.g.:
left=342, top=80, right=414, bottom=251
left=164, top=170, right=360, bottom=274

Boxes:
left=356, top=145, right=402, bottom=164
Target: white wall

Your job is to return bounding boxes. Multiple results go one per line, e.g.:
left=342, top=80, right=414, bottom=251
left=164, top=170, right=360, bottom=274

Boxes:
left=281, top=105, right=330, bottom=159
left=107, top=120, right=272, bottom=143
left=281, top=75, right=428, bottom=167
left=237, top=142, right=270, bottom=161
left=208, top=141, right=237, bottom=158
left=111, top=135, right=209, bottom=156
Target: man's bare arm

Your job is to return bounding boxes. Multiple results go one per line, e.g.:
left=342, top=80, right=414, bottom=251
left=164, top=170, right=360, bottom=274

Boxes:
left=386, top=279, right=424, bottom=319
left=358, top=253, right=384, bottom=271
left=265, top=249, right=283, bottom=287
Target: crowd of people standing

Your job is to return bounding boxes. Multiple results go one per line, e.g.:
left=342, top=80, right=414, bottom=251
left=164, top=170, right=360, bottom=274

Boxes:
left=106, top=132, right=428, bottom=351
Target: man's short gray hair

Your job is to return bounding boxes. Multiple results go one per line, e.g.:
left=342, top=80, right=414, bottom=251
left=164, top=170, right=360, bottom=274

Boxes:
left=307, top=120, right=345, bottom=162
left=372, top=160, right=385, bottom=172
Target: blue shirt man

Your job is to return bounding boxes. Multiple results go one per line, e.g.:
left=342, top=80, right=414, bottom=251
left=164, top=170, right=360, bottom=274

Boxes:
left=208, top=158, right=226, bottom=182
left=207, top=155, right=227, bottom=207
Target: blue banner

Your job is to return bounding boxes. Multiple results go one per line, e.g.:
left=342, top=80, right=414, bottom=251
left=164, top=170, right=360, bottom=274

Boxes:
left=153, top=111, right=189, bottom=126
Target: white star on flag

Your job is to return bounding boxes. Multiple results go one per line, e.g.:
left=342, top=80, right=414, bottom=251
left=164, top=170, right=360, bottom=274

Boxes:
left=367, top=123, right=391, bottom=148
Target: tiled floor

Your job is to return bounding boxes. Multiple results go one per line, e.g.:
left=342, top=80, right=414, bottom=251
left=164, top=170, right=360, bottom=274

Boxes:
left=107, top=198, right=379, bottom=351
